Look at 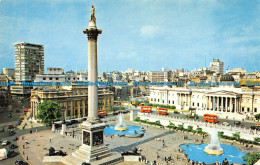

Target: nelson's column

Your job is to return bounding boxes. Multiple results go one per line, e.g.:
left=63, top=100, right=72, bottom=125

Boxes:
left=65, top=5, right=122, bottom=164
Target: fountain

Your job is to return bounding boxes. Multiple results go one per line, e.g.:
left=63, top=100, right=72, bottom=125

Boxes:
left=204, top=129, right=223, bottom=155
left=115, top=113, right=127, bottom=131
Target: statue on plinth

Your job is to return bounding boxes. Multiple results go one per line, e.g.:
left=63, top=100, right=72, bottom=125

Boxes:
left=90, top=5, right=96, bottom=23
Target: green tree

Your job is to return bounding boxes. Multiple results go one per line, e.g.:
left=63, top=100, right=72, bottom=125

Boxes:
left=232, top=132, right=240, bottom=141
left=177, top=124, right=184, bottom=130
left=187, top=125, right=193, bottom=132
left=218, top=131, right=224, bottom=138
left=133, top=101, right=141, bottom=106
left=196, top=128, right=203, bottom=134
left=253, top=137, right=260, bottom=144
left=243, top=152, right=260, bottom=165
left=37, top=100, right=61, bottom=126
left=255, top=113, right=260, bottom=120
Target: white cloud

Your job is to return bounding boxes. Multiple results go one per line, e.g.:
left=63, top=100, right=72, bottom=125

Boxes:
left=140, top=25, right=160, bottom=38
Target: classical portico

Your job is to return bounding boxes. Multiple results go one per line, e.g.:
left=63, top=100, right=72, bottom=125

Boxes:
left=205, top=91, right=241, bottom=113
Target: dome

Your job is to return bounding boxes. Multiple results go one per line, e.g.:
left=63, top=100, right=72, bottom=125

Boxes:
left=220, top=73, right=234, bottom=82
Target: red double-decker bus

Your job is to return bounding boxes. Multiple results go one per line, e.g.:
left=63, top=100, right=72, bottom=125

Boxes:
left=141, top=106, right=152, bottom=113
left=203, top=114, right=218, bottom=123
left=158, top=108, right=168, bottom=115
left=98, top=110, right=107, bottom=117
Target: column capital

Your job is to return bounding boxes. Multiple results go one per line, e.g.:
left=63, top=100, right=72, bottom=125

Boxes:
left=83, top=29, right=102, bottom=40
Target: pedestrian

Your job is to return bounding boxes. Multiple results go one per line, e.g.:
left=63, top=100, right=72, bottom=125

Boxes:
left=23, top=145, right=24, bottom=149
left=27, top=156, right=28, bottom=160
left=50, top=138, right=51, bottom=143
left=165, top=157, right=167, bottom=161
left=36, top=128, right=38, bottom=132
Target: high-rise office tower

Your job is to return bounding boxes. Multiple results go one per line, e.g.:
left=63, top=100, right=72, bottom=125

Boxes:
left=14, top=42, right=44, bottom=82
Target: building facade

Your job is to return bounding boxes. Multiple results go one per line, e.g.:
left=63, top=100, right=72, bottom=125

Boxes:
left=209, top=58, right=224, bottom=74
left=149, top=86, right=260, bottom=120
left=30, top=85, right=114, bottom=120
left=12, top=42, right=44, bottom=95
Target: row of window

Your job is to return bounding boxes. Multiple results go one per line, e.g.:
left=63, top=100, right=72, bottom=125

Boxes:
left=41, top=77, right=88, bottom=81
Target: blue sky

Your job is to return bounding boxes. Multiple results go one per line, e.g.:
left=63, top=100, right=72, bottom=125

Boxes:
left=0, top=0, right=259, bottom=73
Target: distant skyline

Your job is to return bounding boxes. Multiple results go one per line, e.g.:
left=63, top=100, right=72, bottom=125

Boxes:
left=0, top=0, right=260, bottom=73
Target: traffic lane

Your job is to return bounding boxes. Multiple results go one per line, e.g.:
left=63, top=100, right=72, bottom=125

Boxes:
left=146, top=110, right=255, bottom=129
left=0, top=126, right=49, bottom=165
left=0, top=144, right=24, bottom=165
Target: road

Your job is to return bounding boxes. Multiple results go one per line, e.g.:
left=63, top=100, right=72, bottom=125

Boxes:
left=126, top=107, right=256, bottom=129
left=0, top=99, right=49, bottom=165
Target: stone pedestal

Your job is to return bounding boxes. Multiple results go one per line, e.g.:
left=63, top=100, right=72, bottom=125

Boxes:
left=130, top=110, right=134, bottom=121
left=61, top=124, right=66, bottom=135
left=51, top=124, right=55, bottom=132
left=63, top=121, right=122, bottom=165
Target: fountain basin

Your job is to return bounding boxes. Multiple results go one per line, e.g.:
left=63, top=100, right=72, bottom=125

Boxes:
left=104, top=125, right=144, bottom=137
left=114, top=126, right=127, bottom=131
left=204, top=146, right=223, bottom=155
left=179, top=143, right=247, bottom=164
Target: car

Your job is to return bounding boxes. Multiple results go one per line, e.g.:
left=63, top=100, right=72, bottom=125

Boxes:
left=2, top=140, right=10, bottom=146
left=112, top=111, right=119, bottom=116
left=0, top=127, right=4, bottom=132
left=7, top=149, right=18, bottom=158
left=9, top=143, right=17, bottom=149
left=15, top=159, right=28, bottom=165
left=251, top=126, right=260, bottom=130
left=222, top=122, right=230, bottom=126
left=9, top=130, right=15, bottom=136
left=13, top=136, right=18, bottom=141
left=234, top=121, right=241, bottom=126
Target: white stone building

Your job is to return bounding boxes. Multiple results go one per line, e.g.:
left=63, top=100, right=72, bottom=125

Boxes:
left=149, top=85, right=260, bottom=120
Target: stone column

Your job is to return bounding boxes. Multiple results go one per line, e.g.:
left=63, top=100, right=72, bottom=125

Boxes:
left=82, top=100, right=86, bottom=116
left=64, top=102, right=68, bottom=119
left=213, top=96, right=215, bottom=111
left=221, top=97, right=224, bottom=112
left=217, top=97, right=219, bottom=111
left=225, top=97, right=228, bottom=112
left=77, top=100, right=81, bottom=117
left=229, top=98, right=232, bottom=112
left=83, top=16, right=102, bottom=122
left=70, top=101, right=73, bottom=117
left=235, top=98, right=237, bottom=113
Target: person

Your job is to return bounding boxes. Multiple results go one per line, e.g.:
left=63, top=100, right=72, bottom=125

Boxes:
left=222, top=158, right=229, bottom=165
left=50, top=138, right=51, bottom=143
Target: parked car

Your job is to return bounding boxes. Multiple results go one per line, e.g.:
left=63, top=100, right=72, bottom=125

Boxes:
left=13, top=136, right=18, bottom=141
left=15, top=159, right=28, bottom=165
left=7, top=149, right=18, bottom=158
left=9, top=143, right=18, bottom=149
left=2, top=140, right=10, bottom=146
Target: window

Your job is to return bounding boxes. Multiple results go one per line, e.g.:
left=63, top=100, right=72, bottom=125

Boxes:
left=254, top=108, right=257, bottom=113
left=242, top=107, right=244, bottom=112
left=49, top=77, right=53, bottom=80
left=151, top=98, right=153, bottom=101
left=169, top=101, right=170, bottom=104
left=162, top=100, right=164, bottom=103
left=43, top=77, right=46, bottom=80
left=192, top=102, right=194, bottom=106
left=172, top=101, right=174, bottom=104
left=56, top=77, right=59, bottom=80
left=247, top=108, right=250, bottom=112
left=158, top=99, right=159, bottom=102
left=197, top=103, right=199, bottom=106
